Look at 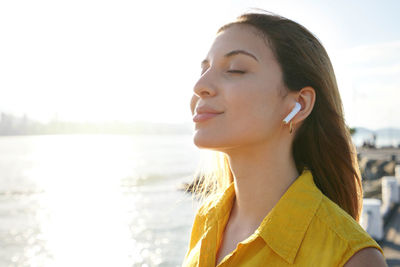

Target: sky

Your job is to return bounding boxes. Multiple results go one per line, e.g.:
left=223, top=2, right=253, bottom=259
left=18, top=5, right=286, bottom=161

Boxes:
left=0, top=0, right=399, bottom=130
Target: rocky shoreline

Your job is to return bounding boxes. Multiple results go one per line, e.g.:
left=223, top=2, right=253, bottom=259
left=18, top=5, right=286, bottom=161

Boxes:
left=358, top=147, right=400, bottom=200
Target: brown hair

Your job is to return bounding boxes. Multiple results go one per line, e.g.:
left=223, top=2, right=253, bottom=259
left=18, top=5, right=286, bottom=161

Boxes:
left=192, top=11, right=362, bottom=222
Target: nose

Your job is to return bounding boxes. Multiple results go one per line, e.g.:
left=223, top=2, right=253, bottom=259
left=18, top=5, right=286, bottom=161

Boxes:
left=193, top=70, right=217, bottom=98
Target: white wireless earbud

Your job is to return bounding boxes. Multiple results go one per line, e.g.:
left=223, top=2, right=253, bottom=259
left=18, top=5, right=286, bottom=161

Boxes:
left=283, top=102, right=301, bottom=124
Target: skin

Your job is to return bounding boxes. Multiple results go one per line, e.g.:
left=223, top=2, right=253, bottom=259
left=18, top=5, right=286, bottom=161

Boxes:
left=189, top=24, right=386, bottom=266
left=344, top=247, right=387, bottom=267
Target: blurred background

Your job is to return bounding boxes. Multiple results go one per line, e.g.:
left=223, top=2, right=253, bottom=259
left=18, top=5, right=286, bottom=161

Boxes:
left=0, top=0, right=399, bottom=266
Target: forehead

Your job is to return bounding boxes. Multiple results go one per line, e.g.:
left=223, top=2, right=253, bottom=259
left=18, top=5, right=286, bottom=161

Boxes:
left=205, top=24, right=274, bottom=63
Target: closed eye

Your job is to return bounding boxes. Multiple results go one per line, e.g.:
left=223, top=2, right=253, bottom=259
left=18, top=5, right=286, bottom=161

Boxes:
left=227, top=70, right=245, bottom=74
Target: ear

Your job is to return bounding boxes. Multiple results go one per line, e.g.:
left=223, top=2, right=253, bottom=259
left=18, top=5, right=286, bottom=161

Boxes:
left=293, top=86, right=316, bottom=125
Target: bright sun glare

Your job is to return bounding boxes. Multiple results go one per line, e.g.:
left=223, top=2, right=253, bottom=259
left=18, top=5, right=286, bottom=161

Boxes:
left=0, top=1, right=399, bottom=127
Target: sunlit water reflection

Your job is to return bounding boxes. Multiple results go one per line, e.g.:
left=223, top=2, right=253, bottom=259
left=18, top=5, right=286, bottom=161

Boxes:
left=0, top=134, right=201, bottom=266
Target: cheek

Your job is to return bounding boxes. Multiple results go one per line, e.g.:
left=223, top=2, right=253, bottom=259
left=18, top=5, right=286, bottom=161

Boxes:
left=225, top=86, right=282, bottom=135
left=227, top=86, right=273, bottom=120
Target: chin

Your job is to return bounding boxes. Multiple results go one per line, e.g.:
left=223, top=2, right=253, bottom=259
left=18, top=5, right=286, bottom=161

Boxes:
left=193, top=137, right=217, bottom=150
left=193, top=134, right=236, bottom=154
left=193, top=132, right=222, bottom=150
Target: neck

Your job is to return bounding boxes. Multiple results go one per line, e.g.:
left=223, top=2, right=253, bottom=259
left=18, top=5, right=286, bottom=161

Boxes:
left=225, top=139, right=299, bottom=229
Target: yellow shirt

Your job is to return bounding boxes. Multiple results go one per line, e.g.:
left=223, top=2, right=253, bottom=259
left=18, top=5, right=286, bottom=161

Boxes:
left=182, top=168, right=384, bottom=266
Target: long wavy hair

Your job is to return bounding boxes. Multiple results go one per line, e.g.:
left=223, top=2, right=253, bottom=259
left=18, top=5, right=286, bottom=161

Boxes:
left=191, top=11, right=362, bottom=222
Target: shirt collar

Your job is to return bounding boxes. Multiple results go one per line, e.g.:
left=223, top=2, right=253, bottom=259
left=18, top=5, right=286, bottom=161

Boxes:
left=210, top=168, right=323, bottom=264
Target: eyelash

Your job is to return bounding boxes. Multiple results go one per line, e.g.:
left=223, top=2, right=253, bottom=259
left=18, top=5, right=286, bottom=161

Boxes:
left=200, top=69, right=246, bottom=76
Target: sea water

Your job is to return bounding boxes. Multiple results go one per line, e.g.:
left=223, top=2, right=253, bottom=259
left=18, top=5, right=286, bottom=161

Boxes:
left=0, top=134, right=202, bottom=267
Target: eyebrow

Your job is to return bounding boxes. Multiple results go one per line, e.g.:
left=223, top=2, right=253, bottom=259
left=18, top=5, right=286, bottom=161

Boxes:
left=201, top=49, right=259, bottom=67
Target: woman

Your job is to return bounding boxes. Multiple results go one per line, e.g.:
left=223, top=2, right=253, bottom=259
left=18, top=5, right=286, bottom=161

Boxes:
left=184, top=11, right=386, bottom=267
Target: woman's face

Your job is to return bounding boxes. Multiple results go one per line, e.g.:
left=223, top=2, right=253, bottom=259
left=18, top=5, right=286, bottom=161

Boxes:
left=190, top=24, right=290, bottom=151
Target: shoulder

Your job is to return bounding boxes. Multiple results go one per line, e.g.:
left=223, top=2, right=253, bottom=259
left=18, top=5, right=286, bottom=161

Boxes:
left=190, top=191, right=224, bottom=230
left=304, top=194, right=385, bottom=264
left=314, top=195, right=371, bottom=243
left=195, top=192, right=223, bottom=217
left=343, top=247, right=387, bottom=267
left=185, top=195, right=217, bottom=251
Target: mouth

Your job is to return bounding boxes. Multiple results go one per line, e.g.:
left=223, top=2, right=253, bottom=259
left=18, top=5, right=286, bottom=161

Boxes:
left=192, top=112, right=223, bottom=123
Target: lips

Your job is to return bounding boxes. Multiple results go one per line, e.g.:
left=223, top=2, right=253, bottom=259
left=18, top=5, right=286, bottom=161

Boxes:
left=193, top=113, right=222, bottom=122
left=195, top=105, right=223, bottom=115
left=193, top=105, right=224, bottom=123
